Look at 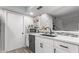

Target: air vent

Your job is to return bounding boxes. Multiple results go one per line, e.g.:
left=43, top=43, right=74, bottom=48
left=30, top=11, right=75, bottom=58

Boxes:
left=37, top=6, right=43, bottom=10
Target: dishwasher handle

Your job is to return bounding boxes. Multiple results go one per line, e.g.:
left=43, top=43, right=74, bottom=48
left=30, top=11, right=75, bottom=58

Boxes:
left=59, top=45, right=68, bottom=49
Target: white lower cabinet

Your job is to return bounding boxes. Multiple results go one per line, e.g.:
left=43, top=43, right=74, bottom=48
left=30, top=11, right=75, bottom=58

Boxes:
left=35, top=36, right=54, bottom=53
left=54, top=41, right=79, bottom=53
left=35, top=36, right=79, bottom=53
left=35, top=37, right=43, bottom=53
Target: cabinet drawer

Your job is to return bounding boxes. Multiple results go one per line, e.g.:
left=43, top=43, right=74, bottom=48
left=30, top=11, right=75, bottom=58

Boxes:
left=54, top=41, right=79, bottom=53
left=41, top=37, right=54, bottom=47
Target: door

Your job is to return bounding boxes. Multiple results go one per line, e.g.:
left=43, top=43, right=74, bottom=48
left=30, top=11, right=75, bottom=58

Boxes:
left=42, top=39, right=54, bottom=53
left=5, top=12, right=24, bottom=51
left=35, top=36, right=43, bottom=53
left=35, top=36, right=54, bottom=53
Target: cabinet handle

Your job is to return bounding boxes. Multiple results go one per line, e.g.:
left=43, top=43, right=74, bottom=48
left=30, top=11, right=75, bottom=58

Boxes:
left=59, top=45, right=68, bottom=49
left=40, top=43, right=43, bottom=48
left=22, top=32, right=24, bottom=35
left=54, top=48, right=56, bottom=53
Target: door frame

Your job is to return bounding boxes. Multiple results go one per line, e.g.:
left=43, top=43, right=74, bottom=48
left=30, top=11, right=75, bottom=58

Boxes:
left=5, top=11, right=25, bottom=52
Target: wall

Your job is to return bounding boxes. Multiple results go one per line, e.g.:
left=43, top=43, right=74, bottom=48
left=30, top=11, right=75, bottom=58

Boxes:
left=24, top=16, right=33, bottom=33
left=54, top=18, right=63, bottom=30
left=54, top=16, right=79, bottom=31
left=24, top=16, right=33, bottom=27
left=39, top=14, right=53, bottom=32
left=24, top=16, right=33, bottom=47
left=63, top=16, right=79, bottom=31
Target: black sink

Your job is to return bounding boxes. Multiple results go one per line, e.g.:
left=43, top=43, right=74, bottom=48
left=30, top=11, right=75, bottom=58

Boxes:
left=40, top=34, right=56, bottom=37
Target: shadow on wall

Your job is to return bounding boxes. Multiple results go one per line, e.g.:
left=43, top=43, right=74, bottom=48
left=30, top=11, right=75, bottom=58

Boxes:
left=54, top=16, right=79, bottom=31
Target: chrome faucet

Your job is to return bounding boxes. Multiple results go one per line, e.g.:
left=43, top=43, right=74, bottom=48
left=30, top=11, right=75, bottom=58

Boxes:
left=46, top=27, right=52, bottom=34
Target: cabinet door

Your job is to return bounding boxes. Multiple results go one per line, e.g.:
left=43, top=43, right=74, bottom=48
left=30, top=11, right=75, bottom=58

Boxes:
left=5, top=12, right=24, bottom=51
left=54, top=48, right=68, bottom=53
left=42, top=38, right=54, bottom=53
left=35, top=36, right=54, bottom=53
left=54, top=40, right=79, bottom=53
left=35, top=36, right=43, bottom=53
left=42, top=44, right=53, bottom=53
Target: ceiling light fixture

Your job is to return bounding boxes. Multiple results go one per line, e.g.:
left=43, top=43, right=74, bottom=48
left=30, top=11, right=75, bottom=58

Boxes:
left=29, top=12, right=34, bottom=15
left=37, top=6, right=43, bottom=10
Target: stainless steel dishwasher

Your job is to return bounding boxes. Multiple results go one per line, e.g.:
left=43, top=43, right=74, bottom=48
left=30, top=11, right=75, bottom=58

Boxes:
left=29, top=35, right=35, bottom=53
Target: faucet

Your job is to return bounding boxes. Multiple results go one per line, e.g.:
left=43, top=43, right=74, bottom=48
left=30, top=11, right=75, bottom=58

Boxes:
left=49, top=28, right=52, bottom=34
left=46, top=27, right=52, bottom=34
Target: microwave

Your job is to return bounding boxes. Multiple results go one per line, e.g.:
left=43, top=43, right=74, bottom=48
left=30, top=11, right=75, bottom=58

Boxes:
left=30, top=29, right=36, bottom=33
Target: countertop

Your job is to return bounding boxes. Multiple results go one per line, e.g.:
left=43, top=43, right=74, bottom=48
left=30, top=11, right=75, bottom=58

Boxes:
left=27, top=33, right=79, bottom=46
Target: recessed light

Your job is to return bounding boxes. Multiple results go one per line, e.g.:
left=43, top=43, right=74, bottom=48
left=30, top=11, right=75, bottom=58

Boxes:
left=29, top=12, right=34, bottom=15
left=37, top=6, right=43, bottom=10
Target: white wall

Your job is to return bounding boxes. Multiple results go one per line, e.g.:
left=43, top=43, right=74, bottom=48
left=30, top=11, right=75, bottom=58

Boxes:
left=54, top=16, right=79, bottom=31
left=24, top=16, right=33, bottom=34
left=54, top=18, right=64, bottom=30
left=24, top=16, right=33, bottom=47
left=24, top=16, right=33, bottom=27
left=24, top=16, right=34, bottom=33
left=63, top=16, right=79, bottom=31
left=39, top=14, right=53, bottom=30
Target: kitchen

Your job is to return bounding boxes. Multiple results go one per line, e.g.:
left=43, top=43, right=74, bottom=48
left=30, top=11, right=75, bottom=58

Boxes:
left=0, top=6, right=79, bottom=53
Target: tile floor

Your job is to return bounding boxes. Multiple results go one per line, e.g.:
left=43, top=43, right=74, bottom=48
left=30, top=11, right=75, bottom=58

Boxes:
left=7, top=47, right=33, bottom=53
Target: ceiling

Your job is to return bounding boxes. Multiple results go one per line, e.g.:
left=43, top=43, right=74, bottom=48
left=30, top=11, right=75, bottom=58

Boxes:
left=0, top=6, right=29, bottom=14
left=0, top=6, right=79, bottom=19
left=27, top=6, right=79, bottom=17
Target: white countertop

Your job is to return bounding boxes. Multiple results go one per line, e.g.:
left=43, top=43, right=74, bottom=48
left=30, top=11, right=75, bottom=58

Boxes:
left=27, top=33, right=79, bottom=46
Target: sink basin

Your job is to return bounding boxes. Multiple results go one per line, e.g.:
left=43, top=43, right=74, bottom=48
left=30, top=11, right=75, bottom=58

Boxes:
left=40, top=34, right=56, bottom=37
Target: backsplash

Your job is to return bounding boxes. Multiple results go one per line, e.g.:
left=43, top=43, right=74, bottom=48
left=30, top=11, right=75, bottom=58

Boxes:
left=56, top=31, right=79, bottom=38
